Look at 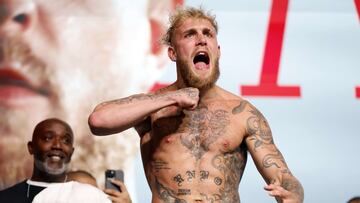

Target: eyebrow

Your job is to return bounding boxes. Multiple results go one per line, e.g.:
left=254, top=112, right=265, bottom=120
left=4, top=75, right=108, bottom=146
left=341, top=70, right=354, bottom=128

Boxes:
left=183, top=28, right=196, bottom=35
left=183, top=27, right=214, bottom=35
left=63, top=132, right=74, bottom=140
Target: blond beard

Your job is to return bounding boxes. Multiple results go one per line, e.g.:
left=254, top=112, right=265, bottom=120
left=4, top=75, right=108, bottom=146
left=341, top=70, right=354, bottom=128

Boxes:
left=178, top=57, right=220, bottom=91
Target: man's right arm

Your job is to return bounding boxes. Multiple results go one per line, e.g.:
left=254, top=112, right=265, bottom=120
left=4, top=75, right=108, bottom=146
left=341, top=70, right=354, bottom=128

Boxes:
left=88, top=87, right=199, bottom=135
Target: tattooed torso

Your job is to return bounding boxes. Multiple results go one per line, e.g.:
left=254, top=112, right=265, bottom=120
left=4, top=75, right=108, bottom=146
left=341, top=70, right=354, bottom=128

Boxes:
left=140, top=98, right=250, bottom=203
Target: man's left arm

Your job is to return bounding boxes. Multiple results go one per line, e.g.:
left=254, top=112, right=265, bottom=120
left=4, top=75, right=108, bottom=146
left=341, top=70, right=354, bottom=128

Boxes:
left=241, top=104, right=304, bottom=202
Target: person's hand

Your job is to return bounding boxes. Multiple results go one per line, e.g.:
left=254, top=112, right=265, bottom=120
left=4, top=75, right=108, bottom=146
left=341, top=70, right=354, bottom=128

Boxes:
left=174, top=87, right=199, bottom=110
left=104, top=179, right=132, bottom=203
left=154, top=87, right=199, bottom=119
left=264, top=184, right=302, bottom=203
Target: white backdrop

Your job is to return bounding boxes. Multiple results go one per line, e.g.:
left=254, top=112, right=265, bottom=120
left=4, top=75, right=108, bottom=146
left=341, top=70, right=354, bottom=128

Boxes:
left=133, top=0, right=360, bottom=202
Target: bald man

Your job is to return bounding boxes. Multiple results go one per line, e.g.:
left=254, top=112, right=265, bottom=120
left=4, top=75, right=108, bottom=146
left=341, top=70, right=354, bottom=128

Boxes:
left=0, top=118, right=74, bottom=202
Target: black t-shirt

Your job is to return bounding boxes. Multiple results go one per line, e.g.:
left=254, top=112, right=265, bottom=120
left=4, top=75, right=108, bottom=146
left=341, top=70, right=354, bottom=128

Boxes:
left=0, top=180, right=46, bottom=203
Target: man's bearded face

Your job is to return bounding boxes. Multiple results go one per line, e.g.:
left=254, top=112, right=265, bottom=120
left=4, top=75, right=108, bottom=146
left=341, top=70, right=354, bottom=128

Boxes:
left=178, top=56, right=220, bottom=90
left=170, top=18, right=221, bottom=90
left=31, top=120, right=74, bottom=176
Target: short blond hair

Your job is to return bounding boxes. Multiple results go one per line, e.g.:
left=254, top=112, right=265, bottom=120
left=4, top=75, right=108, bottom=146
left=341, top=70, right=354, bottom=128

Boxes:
left=162, top=6, right=218, bottom=46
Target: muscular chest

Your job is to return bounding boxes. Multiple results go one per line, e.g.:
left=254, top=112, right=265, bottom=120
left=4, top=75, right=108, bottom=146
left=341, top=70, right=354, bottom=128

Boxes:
left=150, top=105, right=244, bottom=158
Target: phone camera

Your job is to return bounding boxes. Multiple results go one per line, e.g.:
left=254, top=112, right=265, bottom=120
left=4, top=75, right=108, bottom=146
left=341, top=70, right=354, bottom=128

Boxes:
left=106, top=170, right=115, bottom=178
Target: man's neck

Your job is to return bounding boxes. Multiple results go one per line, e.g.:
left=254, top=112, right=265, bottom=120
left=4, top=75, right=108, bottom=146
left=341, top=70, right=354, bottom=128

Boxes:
left=174, top=80, right=218, bottom=94
left=198, top=85, right=220, bottom=103
left=31, top=169, right=67, bottom=183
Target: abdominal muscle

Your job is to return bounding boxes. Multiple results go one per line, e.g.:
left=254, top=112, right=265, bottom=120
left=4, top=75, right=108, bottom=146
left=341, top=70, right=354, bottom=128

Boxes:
left=141, top=132, right=245, bottom=203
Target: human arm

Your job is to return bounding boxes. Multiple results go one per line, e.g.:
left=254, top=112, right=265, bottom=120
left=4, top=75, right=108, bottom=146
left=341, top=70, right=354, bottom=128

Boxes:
left=104, top=179, right=132, bottom=203
left=242, top=104, right=304, bottom=202
left=88, top=87, right=199, bottom=135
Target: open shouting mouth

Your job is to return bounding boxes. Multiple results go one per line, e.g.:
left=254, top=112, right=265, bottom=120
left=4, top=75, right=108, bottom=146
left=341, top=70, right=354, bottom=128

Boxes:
left=193, top=51, right=210, bottom=70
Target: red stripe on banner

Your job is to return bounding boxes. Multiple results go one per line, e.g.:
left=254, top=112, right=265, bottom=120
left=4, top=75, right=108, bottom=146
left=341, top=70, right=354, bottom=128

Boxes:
left=355, top=0, right=360, bottom=21
left=355, top=0, right=360, bottom=98
left=150, top=20, right=162, bottom=55
left=241, top=0, right=301, bottom=97
left=173, top=0, right=184, bottom=9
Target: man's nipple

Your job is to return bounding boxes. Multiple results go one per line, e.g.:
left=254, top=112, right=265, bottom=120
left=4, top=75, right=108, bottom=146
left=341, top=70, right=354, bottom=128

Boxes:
left=165, top=136, right=175, bottom=143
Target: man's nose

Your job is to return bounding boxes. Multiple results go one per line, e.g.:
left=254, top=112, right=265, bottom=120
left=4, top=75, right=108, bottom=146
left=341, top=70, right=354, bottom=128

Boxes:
left=196, top=34, right=207, bottom=46
left=0, top=0, right=36, bottom=36
left=51, top=138, right=62, bottom=150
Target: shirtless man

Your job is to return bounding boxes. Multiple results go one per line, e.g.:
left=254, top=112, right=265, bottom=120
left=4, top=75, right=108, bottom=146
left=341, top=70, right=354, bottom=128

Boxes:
left=88, top=7, right=304, bottom=203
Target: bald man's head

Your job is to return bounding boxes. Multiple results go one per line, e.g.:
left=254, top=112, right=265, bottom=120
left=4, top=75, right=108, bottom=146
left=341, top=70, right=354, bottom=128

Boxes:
left=32, top=118, right=73, bottom=141
left=28, top=118, right=74, bottom=176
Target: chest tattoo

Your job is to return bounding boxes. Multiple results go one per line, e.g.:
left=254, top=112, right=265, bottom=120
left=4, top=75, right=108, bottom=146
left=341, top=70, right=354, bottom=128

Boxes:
left=179, top=106, right=230, bottom=160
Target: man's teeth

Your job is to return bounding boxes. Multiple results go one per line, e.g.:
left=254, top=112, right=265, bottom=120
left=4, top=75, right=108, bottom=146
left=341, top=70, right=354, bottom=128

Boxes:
left=50, top=156, right=61, bottom=161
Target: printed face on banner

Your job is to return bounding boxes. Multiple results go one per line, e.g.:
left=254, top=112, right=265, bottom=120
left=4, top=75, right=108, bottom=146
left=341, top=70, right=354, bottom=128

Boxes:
left=0, top=0, right=171, bottom=188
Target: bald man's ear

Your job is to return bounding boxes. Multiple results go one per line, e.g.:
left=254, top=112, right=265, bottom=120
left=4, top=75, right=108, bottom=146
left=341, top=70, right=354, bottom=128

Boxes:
left=27, top=141, right=34, bottom=155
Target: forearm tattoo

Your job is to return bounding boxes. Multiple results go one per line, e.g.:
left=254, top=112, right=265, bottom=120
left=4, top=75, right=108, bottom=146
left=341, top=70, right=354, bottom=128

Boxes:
left=267, top=162, right=305, bottom=202
left=99, top=88, right=196, bottom=107
left=99, top=93, right=153, bottom=106
left=178, top=88, right=199, bottom=100
left=180, top=106, right=230, bottom=160
left=281, top=177, right=304, bottom=202
left=269, top=170, right=303, bottom=201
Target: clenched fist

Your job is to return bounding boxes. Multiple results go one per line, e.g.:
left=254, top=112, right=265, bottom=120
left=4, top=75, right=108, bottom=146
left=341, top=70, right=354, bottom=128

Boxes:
left=173, top=87, right=199, bottom=110
left=153, top=88, right=199, bottom=119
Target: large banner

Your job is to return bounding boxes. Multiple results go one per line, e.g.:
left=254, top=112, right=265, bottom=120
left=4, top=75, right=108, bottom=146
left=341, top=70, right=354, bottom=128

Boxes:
left=1, top=0, right=359, bottom=203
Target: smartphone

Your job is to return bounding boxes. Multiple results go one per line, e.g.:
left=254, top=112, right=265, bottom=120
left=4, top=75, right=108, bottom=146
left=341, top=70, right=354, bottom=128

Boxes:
left=105, top=169, right=124, bottom=192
